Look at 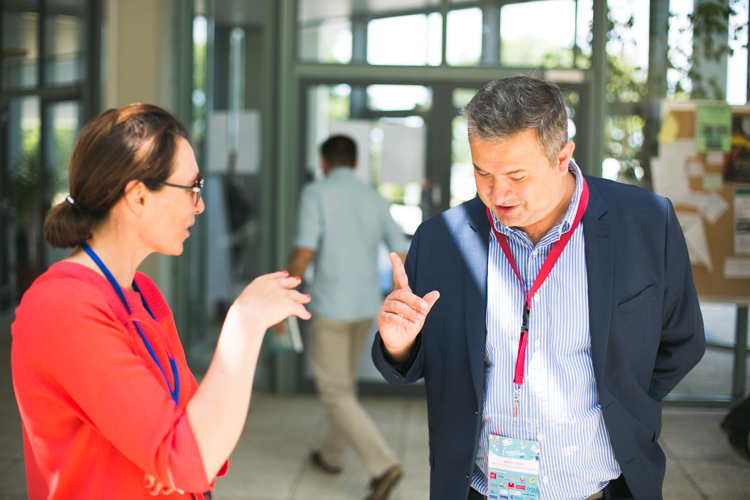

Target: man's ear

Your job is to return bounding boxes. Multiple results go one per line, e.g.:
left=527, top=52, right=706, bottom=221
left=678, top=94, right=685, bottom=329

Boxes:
left=557, top=141, right=575, bottom=174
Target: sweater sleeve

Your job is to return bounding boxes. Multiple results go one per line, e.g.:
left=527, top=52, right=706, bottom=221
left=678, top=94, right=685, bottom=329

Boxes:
left=13, top=276, right=211, bottom=493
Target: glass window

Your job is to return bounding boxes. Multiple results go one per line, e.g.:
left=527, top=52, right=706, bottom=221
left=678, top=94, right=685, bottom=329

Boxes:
left=446, top=8, right=482, bottom=67
left=445, top=0, right=593, bottom=68
left=450, top=88, right=477, bottom=207
left=366, top=85, right=432, bottom=112
left=2, top=1, right=40, bottom=89
left=297, top=0, right=441, bottom=65
left=7, top=96, right=41, bottom=299
left=44, top=0, right=86, bottom=86
left=367, top=12, right=442, bottom=66
left=299, top=17, right=352, bottom=64
left=501, top=0, right=577, bottom=68
left=45, top=100, right=82, bottom=266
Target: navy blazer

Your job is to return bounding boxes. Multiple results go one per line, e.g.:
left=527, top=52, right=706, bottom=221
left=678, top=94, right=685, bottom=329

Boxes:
left=372, top=176, right=706, bottom=500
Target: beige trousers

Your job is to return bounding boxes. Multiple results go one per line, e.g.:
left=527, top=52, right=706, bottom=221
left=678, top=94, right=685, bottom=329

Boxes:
left=310, top=316, right=399, bottom=477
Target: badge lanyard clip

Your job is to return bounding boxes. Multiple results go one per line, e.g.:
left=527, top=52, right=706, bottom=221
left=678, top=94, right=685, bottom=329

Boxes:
left=486, top=176, right=589, bottom=422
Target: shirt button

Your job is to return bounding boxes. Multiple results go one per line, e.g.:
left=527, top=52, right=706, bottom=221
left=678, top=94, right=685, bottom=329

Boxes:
left=537, top=433, right=544, bottom=441
left=543, top=476, right=549, bottom=483
left=534, top=340, right=540, bottom=348
left=532, top=250, right=538, bottom=257
left=534, top=295, right=540, bottom=303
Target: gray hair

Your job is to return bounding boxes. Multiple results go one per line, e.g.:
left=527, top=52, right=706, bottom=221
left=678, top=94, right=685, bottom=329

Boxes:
left=461, top=76, right=569, bottom=165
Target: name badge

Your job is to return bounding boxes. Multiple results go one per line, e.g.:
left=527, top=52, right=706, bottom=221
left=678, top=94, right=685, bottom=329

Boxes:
left=487, top=434, right=540, bottom=500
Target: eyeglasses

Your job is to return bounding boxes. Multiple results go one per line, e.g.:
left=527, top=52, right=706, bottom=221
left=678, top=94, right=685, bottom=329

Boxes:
left=158, top=173, right=204, bottom=206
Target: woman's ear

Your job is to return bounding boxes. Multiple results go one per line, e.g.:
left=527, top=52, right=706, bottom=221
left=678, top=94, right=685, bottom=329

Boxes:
left=122, top=179, right=148, bottom=214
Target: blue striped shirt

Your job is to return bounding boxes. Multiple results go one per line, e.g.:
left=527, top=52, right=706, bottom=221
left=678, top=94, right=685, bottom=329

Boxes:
left=470, top=162, right=621, bottom=499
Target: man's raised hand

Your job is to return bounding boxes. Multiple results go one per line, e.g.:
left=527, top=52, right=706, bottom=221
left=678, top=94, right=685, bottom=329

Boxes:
left=377, top=252, right=440, bottom=365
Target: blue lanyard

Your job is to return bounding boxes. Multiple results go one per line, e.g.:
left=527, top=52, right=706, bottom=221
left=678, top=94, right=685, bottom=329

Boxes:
left=81, top=242, right=180, bottom=406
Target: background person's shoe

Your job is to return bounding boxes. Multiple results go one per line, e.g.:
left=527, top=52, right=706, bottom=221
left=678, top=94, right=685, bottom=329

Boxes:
left=365, top=465, right=403, bottom=500
left=310, top=450, right=343, bottom=474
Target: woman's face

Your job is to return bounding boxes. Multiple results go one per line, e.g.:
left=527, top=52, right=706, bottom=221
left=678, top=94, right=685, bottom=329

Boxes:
left=142, top=138, right=205, bottom=256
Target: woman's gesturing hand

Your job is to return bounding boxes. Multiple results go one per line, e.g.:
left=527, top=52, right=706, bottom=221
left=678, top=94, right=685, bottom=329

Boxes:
left=231, top=271, right=311, bottom=332
left=377, top=253, right=439, bottom=365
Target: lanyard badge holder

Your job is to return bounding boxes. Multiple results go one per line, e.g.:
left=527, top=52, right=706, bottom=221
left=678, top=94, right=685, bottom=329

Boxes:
left=81, top=242, right=180, bottom=407
left=483, top=177, right=589, bottom=499
left=485, top=415, right=542, bottom=500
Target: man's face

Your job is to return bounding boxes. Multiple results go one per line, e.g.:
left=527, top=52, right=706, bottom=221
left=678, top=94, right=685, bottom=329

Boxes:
left=471, top=129, right=574, bottom=235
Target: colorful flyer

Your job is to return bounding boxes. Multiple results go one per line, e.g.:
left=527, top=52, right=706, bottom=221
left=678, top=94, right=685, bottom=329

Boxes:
left=696, top=104, right=732, bottom=153
left=487, top=435, right=540, bottom=500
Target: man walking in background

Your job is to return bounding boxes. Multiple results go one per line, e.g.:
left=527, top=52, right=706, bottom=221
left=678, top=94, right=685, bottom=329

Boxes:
left=286, top=135, right=407, bottom=500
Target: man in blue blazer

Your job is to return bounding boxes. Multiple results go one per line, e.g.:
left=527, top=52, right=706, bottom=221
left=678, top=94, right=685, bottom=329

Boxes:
left=372, top=76, right=705, bottom=500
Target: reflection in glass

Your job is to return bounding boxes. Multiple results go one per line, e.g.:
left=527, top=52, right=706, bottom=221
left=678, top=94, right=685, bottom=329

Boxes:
left=44, top=3, right=86, bottom=86
left=446, top=8, right=482, bottom=67
left=501, top=0, right=576, bottom=68
left=367, top=13, right=442, bottom=66
left=2, top=4, right=40, bottom=89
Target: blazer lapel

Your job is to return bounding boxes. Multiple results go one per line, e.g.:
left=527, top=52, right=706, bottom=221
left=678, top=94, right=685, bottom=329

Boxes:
left=583, top=178, right=614, bottom=383
left=463, top=198, right=490, bottom=406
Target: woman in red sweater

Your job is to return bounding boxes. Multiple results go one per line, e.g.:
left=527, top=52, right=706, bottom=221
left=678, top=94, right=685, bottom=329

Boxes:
left=11, top=104, right=311, bottom=499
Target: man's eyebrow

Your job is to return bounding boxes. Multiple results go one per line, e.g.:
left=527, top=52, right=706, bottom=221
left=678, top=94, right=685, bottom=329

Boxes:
left=473, top=164, right=526, bottom=176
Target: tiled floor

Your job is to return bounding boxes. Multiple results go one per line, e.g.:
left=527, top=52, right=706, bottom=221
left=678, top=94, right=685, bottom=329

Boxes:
left=1, top=343, right=749, bottom=499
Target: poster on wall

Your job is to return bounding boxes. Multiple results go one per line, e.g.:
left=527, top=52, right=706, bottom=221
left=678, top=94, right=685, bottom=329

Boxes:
left=724, top=114, right=750, bottom=183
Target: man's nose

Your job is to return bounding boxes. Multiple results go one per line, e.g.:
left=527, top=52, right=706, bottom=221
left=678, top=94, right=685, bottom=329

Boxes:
left=490, top=179, right=513, bottom=204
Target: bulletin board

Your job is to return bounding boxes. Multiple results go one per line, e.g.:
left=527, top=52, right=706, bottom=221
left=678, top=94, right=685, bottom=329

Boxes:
left=654, top=101, right=750, bottom=303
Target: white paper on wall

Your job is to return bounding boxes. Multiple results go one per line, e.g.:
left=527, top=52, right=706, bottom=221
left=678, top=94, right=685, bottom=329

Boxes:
left=659, top=139, right=697, bottom=160
left=724, top=258, right=750, bottom=279
left=329, top=120, right=372, bottom=185
left=676, top=212, right=713, bottom=272
left=380, top=123, right=426, bottom=185
left=207, top=112, right=229, bottom=174
left=651, top=157, right=690, bottom=205
left=236, top=110, right=261, bottom=175
left=684, top=191, right=729, bottom=225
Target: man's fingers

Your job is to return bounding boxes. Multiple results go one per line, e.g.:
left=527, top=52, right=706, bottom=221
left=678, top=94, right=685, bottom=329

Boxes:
left=388, top=288, right=428, bottom=312
left=383, top=298, right=425, bottom=323
left=423, top=290, right=440, bottom=312
left=379, top=310, right=418, bottom=329
left=390, top=252, right=411, bottom=291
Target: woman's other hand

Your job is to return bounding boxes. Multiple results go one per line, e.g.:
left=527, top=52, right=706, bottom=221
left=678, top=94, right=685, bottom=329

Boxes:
left=230, top=271, right=311, bottom=331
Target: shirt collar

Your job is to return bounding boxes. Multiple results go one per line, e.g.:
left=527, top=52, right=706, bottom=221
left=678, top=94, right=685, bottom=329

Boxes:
left=491, top=160, right=584, bottom=242
left=326, top=167, right=356, bottom=178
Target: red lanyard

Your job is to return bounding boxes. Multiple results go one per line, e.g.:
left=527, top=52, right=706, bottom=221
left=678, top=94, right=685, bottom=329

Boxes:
left=485, top=177, right=589, bottom=419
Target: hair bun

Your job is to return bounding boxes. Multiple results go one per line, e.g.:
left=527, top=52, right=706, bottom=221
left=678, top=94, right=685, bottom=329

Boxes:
left=43, top=199, right=92, bottom=248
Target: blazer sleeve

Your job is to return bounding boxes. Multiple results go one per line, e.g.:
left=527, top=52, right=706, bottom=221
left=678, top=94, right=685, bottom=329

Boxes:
left=372, top=225, right=426, bottom=384
left=651, top=199, right=706, bottom=400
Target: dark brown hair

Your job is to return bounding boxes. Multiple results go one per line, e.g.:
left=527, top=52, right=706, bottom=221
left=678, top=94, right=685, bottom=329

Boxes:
left=320, top=135, right=356, bottom=168
left=43, top=104, right=188, bottom=248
